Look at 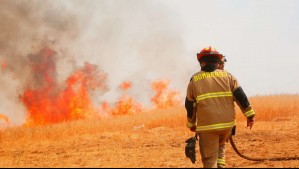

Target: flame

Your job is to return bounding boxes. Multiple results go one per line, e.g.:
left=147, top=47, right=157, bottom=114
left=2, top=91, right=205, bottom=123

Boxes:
left=99, top=101, right=111, bottom=116
left=1, top=60, right=7, bottom=71
left=110, top=95, right=143, bottom=116
left=151, top=80, right=182, bottom=108
left=100, top=81, right=143, bottom=116
left=20, top=47, right=108, bottom=126
left=11, top=47, right=183, bottom=126
left=0, top=113, right=10, bottom=124
left=119, top=81, right=132, bottom=90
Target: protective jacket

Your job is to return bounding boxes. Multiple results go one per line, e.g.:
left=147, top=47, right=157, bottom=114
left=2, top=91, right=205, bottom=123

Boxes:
left=186, top=69, right=255, bottom=132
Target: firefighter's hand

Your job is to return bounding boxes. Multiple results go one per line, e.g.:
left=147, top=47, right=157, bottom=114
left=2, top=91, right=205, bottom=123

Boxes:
left=190, top=126, right=196, bottom=132
left=247, top=118, right=255, bottom=130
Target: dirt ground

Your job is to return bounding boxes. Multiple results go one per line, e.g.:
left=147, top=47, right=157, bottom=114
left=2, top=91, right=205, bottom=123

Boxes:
left=0, top=120, right=298, bottom=168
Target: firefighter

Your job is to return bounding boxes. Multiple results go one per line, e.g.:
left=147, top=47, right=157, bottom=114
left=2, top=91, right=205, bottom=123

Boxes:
left=185, top=47, right=255, bottom=168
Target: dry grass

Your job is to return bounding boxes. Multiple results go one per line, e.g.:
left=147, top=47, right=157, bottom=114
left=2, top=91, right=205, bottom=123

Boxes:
left=0, top=95, right=298, bottom=168
left=0, top=106, right=186, bottom=142
left=1, top=94, right=299, bottom=142
left=236, top=94, right=299, bottom=122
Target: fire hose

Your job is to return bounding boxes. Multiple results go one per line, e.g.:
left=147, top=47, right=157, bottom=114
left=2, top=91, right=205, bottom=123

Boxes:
left=229, top=136, right=299, bottom=161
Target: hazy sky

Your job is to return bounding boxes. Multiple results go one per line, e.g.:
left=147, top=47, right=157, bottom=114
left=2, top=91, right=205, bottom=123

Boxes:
left=77, top=0, right=299, bottom=97
left=156, top=0, right=299, bottom=96
left=79, top=0, right=299, bottom=97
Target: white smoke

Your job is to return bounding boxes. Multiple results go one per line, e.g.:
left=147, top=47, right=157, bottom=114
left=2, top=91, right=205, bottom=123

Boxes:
left=0, top=0, right=195, bottom=125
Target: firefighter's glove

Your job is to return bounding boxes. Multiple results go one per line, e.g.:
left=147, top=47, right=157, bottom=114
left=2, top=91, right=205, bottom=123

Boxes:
left=185, top=136, right=197, bottom=164
left=247, top=117, right=255, bottom=130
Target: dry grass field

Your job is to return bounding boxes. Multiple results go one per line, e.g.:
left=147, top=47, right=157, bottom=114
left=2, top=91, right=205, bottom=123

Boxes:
left=0, top=94, right=298, bottom=168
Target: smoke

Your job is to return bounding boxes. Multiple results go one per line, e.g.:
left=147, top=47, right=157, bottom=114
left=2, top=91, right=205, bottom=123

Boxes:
left=0, top=0, right=81, bottom=125
left=0, top=0, right=191, bottom=125
left=73, top=0, right=191, bottom=105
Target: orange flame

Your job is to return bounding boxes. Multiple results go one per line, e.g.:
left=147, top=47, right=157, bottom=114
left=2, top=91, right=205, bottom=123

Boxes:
left=0, top=113, right=10, bottom=124
left=15, top=47, right=183, bottom=126
left=151, top=80, right=182, bottom=108
left=99, top=101, right=111, bottom=116
left=20, top=48, right=108, bottom=126
left=110, top=95, right=143, bottom=116
left=1, top=60, right=7, bottom=71
left=100, top=81, right=143, bottom=116
left=119, top=81, right=132, bottom=90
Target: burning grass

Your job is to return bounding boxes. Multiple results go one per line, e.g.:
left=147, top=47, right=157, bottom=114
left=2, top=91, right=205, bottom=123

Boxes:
left=1, top=94, right=298, bottom=143
left=1, top=47, right=181, bottom=126
left=0, top=106, right=185, bottom=142
left=20, top=48, right=109, bottom=126
left=0, top=94, right=298, bottom=168
left=0, top=49, right=298, bottom=141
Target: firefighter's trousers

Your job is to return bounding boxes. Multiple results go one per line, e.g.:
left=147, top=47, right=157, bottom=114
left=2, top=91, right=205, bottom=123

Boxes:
left=198, top=128, right=232, bottom=168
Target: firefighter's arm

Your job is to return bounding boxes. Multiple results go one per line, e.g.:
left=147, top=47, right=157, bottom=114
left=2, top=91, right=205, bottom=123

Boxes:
left=185, top=78, right=196, bottom=131
left=229, top=73, right=256, bottom=119
left=233, top=87, right=255, bottom=119
left=185, top=98, right=196, bottom=131
left=229, top=73, right=255, bottom=129
left=233, top=87, right=255, bottom=129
